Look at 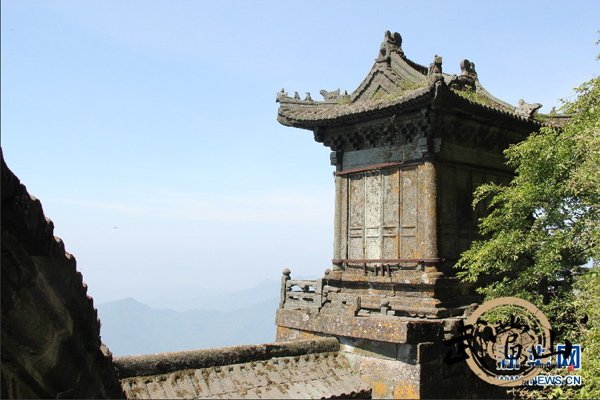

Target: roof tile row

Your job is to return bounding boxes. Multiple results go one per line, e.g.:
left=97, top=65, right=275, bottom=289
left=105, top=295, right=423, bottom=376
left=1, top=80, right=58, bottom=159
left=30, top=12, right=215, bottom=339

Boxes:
left=120, top=352, right=370, bottom=399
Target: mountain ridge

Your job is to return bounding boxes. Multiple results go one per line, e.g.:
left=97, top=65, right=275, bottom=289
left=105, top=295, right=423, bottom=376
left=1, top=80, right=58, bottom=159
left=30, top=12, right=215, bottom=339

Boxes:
left=97, top=296, right=279, bottom=356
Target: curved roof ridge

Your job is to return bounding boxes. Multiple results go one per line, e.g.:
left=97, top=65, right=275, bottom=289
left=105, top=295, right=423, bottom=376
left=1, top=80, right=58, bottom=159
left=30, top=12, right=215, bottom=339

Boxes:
left=474, top=80, right=517, bottom=111
left=278, top=83, right=435, bottom=128
left=443, top=86, right=544, bottom=126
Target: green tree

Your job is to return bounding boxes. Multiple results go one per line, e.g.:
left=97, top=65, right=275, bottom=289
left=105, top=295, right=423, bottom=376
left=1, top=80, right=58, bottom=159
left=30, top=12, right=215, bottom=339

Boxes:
left=455, top=54, right=599, bottom=397
left=568, top=267, right=600, bottom=398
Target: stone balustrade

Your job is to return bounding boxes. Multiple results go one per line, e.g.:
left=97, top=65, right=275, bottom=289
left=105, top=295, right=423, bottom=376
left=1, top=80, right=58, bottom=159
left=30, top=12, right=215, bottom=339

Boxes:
left=279, top=269, right=324, bottom=312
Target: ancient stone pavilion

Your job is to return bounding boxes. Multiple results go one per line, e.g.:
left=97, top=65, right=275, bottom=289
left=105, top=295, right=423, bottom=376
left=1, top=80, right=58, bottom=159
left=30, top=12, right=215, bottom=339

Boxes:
left=275, top=31, right=558, bottom=398
left=2, top=30, right=566, bottom=400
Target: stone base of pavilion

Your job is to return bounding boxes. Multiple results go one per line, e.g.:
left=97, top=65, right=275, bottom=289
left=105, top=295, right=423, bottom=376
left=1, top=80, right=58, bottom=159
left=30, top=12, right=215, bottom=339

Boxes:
left=276, top=310, right=510, bottom=399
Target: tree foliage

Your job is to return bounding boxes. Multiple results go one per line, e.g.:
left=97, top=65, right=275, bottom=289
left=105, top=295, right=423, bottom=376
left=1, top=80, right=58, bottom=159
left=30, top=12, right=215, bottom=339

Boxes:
left=456, top=52, right=599, bottom=397
left=456, top=72, right=599, bottom=328
left=569, top=267, right=600, bottom=398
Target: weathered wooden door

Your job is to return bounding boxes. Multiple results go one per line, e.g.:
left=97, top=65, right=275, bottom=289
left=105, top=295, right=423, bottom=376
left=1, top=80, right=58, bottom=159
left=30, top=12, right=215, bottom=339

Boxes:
left=345, top=166, right=418, bottom=261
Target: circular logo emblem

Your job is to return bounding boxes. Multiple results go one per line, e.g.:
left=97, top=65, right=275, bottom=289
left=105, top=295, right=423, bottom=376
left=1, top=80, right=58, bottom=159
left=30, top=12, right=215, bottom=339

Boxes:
left=463, top=297, right=553, bottom=387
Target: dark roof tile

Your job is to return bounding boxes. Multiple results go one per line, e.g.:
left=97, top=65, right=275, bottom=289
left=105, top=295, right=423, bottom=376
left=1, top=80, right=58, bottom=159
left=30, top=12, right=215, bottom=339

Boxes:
left=120, top=351, right=370, bottom=399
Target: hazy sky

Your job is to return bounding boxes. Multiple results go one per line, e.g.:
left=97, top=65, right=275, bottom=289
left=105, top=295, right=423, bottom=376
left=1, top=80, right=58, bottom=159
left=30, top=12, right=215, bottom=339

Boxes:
left=2, top=1, right=598, bottom=305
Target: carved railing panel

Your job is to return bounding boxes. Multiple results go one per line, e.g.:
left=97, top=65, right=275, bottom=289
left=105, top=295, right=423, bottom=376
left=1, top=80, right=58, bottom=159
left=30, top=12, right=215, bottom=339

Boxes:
left=279, top=270, right=324, bottom=311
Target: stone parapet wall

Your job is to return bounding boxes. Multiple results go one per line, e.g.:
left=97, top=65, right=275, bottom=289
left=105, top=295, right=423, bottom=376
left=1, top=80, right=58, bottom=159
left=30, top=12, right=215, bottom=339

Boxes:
left=1, top=149, right=124, bottom=398
left=114, top=338, right=340, bottom=378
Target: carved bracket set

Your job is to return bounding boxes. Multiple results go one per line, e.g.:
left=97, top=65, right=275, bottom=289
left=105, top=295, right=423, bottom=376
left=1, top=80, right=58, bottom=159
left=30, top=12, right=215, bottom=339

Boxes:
left=314, top=112, right=432, bottom=152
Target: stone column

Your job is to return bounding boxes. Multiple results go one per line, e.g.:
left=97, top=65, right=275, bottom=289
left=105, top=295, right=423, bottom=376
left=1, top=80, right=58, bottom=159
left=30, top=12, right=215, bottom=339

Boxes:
left=331, top=151, right=344, bottom=266
left=419, top=161, right=438, bottom=262
left=333, top=174, right=343, bottom=262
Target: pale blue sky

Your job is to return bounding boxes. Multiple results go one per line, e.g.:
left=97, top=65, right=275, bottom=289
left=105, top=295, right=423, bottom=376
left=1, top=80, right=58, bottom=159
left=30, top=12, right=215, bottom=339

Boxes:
left=2, top=1, right=598, bottom=304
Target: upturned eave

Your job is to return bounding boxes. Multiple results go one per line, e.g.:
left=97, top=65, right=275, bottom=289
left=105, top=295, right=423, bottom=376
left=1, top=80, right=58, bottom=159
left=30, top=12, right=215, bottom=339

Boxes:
left=277, top=83, right=435, bottom=130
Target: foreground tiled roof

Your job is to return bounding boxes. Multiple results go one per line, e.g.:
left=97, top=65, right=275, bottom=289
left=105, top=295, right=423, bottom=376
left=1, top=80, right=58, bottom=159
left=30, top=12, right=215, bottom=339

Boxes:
left=120, top=352, right=368, bottom=399
left=115, top=339, right=371, bottom=399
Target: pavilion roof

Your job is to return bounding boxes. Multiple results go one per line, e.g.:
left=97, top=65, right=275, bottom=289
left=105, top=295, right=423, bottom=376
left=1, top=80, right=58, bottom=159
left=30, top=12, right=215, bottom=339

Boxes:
left=277, top=31, right=565, bottom=130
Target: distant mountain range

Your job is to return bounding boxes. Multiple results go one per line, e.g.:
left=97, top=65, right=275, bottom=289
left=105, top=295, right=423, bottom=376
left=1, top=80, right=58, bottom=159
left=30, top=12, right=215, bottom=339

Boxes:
left=139, top=279, right=282, bottom=312
left=97, top=296, right=279, bottom=356
left=96, top=276, right=322, bottom=356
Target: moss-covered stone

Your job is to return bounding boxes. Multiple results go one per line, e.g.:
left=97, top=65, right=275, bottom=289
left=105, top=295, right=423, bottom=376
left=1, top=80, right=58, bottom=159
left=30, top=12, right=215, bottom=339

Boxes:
left=452, top=88, right=495, bottom=108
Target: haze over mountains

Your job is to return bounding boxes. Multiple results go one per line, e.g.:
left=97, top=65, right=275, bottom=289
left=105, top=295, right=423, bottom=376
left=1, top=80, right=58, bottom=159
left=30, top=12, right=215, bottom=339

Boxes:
left=96, top=278, right=314, bottom=356
left=139, top=279, right=281, bottom=312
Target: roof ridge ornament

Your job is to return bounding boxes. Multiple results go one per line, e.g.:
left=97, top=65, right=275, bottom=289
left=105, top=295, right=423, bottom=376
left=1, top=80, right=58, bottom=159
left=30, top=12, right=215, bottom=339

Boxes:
left=515, top=99, right=543, bottom=118
left=376, top=31, right=403, bottom=63
left=276, top=88, right=289, bottom=102
left=320, top=89, right=350, bottom=104
left=460, top=59, right=477, bottom=79
left=447, top=59, right=477, bottom=92
left=276, top=88, right=318, bottom=104
left=427, top=55, right=444, bottom=84
left=321, top=88, right=340, bottom=100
